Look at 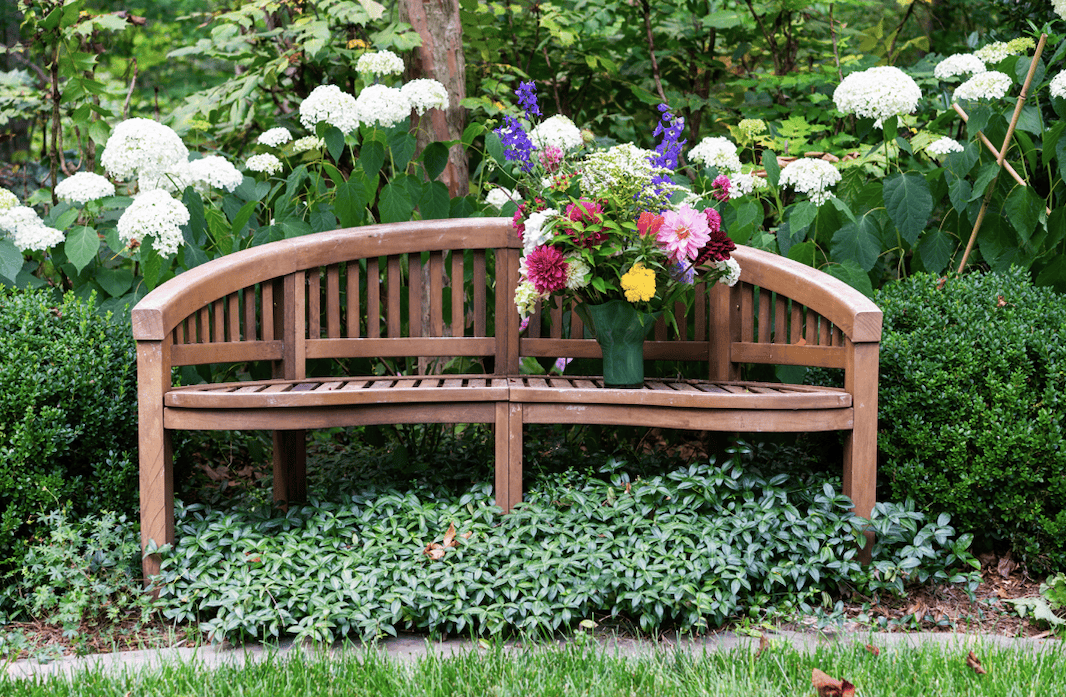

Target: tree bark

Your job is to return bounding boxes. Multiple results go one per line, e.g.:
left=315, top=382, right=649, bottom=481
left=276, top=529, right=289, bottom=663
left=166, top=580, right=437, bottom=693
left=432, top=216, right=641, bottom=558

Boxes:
left=398, top=0, right=468, bottom=197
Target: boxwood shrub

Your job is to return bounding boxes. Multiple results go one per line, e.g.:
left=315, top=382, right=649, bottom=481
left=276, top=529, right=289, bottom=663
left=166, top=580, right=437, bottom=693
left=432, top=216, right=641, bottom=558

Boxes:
left=0, top=288, right=139, bottom=580
left=876, top=268, right=1066, bottom=569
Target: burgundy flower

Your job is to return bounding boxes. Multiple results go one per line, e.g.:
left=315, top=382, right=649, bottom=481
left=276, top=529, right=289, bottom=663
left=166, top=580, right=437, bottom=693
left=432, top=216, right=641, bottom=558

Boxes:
left=695, top=207, right=736, bottom=265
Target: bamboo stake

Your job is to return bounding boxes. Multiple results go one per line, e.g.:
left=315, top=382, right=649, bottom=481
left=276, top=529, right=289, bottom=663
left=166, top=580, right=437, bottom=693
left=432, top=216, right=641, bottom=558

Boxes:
left=957, top=33, right=1048, bottom=273
left=952, top=103, right=1052, bottom=217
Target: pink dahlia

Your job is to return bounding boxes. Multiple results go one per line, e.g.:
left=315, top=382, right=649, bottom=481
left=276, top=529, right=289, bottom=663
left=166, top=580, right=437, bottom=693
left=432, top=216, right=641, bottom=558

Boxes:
left=525, top=245, right=569, bottom=294
left=656, top=204, right=710, bottom=264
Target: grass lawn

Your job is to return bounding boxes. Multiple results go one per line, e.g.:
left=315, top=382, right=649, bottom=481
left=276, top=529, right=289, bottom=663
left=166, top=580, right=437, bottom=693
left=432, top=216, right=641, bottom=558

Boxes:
left=3, top=638, right=1064, bottom=696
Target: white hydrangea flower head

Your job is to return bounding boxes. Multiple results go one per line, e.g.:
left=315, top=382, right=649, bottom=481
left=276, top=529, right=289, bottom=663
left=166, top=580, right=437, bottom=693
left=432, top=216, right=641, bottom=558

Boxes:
left=934, top=54, right=987, bottom=81
left=138, top=162, right=192, bottom=194
left=0, top=188, right=18, bottom=211
left=833, top=66, right=922, bottom=127
left=13, top=224, right=64, bottom=252
left=1051, top=71, right=1066, bottom=100
left=117, top=189, right=190, bottom=257
left=530, top=115, right=584, bottom=151
left=258, top=127, right=292, bottom=147
left=292, top=136, right=324, bottom=154
left=926, top=137, right=966, bottom=158
left=564, top=253, right=591, bottom=290
left=54, top=172, right=116, bottom=204
left=522, top=208, right=559, bottom=255
left=727, top=172, right=766, bottom=199
left=780, top=158, right=841, bottom=206
left=688, top=136, right=742, bottom=173
left=954, top=71, right=1012, bottom=101
left=485, top=186, right=518, bottom=211
left=299, top=85, right=361, bottom=134
left=0, top=205, right=41, bottom=238
left=184, top=155, right=243, bottom=193
left=355, top=84, right=412, bottom=128
left=401, top=79, right=449, bottom=115
left=356, top=50, right=405, bottom=77
left=1056, top=0, right=1066, bottom=21
left=711, top=257, right=741, bottom=287
left=246, top=153, right=284, bottom=175
left=973, top=42, right=1010, bottom=65
left=101, top=118, right=189, bottom=182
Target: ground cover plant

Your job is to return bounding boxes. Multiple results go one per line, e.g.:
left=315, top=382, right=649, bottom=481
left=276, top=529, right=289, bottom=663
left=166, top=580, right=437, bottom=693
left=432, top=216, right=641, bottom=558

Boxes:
left=4, top=638, right=1066, bottom=697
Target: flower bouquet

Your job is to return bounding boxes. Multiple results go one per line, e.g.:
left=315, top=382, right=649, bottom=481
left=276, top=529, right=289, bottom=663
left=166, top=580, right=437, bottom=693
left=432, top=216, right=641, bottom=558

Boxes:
left=488, top=83, right=740, bottom=386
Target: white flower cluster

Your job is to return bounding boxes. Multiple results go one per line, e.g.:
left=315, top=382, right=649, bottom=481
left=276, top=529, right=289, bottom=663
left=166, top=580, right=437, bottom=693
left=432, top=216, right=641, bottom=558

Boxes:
left=522, top=208, right=559, bottom=254
left=117, top=189, right=190, bottom=257
left=973, top=42, right=1010, bottom=65
left=246, top=153, right=284, bottom=175
left=55, top=172, right=115, bottom=204
left=139, top=155, right=242, bottom=195
left=0, top=205, right=65, bottom=252
left=1056, top=0, right=1066, bottom=21
left=934, top=54, right=986, bottom=80
left=0, top=188, right=19, bottom=210
left=780, top=158, right=841, bottom=206
left=258, top=128, right=292, bottom=147
left=514, top=280, right=540, bottom=319
left=101, top=118, right=189, bottom=182
left=954, top=71, right=1012, bottom=101
left=727, top=172, right=766, bottom=199
left=356, top=50, right=405, bottom=77
left=833, top=66, right=922, bottom=127
left=688, top=136, right=742, bottom=173
left=926, top=137, right=965, bottom=158
left=401, top=79, right=449, bottom=115
left=485, top=186, right=518, bottom=211
left=300, top=84, right=361, bottom=134
left=578, top=143, right=663, bottom=203
left=710, top=257, right=741, bottom=287
left=530, top=115, right=584, bottom=151
left=354, top=84, right=411, bottom=127
left=292, top=136, right=324, bottom=154
left=1051, top=71, right=1066, bottom=100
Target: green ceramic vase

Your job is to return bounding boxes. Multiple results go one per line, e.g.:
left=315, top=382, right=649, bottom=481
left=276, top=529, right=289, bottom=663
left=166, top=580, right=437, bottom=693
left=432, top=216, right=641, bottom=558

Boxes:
left=574, top=300, right=662, bottom=388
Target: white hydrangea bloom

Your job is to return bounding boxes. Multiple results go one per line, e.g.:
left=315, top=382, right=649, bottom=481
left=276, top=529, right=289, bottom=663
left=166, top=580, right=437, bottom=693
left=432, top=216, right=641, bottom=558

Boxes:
left=1056, top=0, right=1066, bottom=21
left=401, top=79, right=449, bottom=115
left=292, top=136, right=324, bottom=154
left=1050, top=71, right=1066, bottom=100
left=258, top=127, right=292, bottom=147
left=54, top=172, right=116, bottom=204
left=101, top=118, right=189, bottom=182
left=299, top=84, right=361, bottom=134
left=780, top=158, right=841, bottom=206
left=711, top=257, right=741, bottom=287
left=356, top=50, right=405, bottom=77
left=354, top=84, right=412, bottom=128
left=0, top=188, right=19, bottom=211
left=833, top=66, right=922, bottom=127
left=579, top=143, right=658, bottom=199
left=117, top=189, right=190, bottom=257
left=564, top=253, right=591, bottom=290
left=973, top=42, right=1010, bottom=65
left=522, top=208, right=559, bottom=254
left=529, top=115, right=583, bottom=151
left=934, top=54, right=987, bottom=80
left=246, top=153, right=284, bottom=175
left=13, top=224, right=64, bottom=252
left=954, top=71, right=1012, bottom=101
left=485, top=186, right=518, bottom=211
left=926, top=137, right=965, bottom=158
left=184, top=155, right=243, bottom=193
left=0, top=206, right=42, bottom=237
left=688, top=136, right=742, bottom=173
left=727, top=172, right=766, bottom=199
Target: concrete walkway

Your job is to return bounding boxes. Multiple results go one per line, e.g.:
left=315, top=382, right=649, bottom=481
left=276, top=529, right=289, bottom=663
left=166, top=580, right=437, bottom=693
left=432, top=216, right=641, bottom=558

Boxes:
left=5, top=629, right=1057, bottom=682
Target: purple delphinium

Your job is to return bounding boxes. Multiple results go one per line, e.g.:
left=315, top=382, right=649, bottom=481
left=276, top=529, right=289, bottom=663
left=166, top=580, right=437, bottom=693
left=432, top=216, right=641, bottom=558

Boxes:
left=516, top=80, right=542, bottom=122
left=649, top=103, right=686, bottom=192
left=494, top=115, right=535, bottom=172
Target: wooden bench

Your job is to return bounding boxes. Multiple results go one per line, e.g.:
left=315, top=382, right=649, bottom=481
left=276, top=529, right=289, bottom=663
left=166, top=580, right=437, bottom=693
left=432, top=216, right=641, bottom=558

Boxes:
left=133, top=218, right=882, bottom=578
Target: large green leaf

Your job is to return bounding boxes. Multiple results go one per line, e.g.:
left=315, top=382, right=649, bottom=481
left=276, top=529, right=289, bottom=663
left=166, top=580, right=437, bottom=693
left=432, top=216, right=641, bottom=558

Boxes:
left=728, top=198, right=762, bottom=245
left=831, top=214, right=881, bottom=271
left=824, top=259, right=874, bottom=297
left=421, top=142, right=450, bottom=181
left=418, top=181, right=451, bottom=221
left=389, top=132, right=417, bottom=172
left=978, top=215, right=1027, bottom=273
left=945, top=171, right=972, bottom=214
left=0, top=238, right=22, bottom=282
left=334, top=179, right=368, bottom=228
left=182, top=186, right=207, bottom=247
left=64, top=226, right=100, bottom=273
left=761, top=150, right=780, bottom=187
left=883, top=173, right=932, bottom=246
left=917, top=229, right=955, bottom=274
left=360, top=140, right=386, bottom=179
left=1004, top=185, right=1044, bottom=243
left=95, top=266, right=134, bottom=298
left=324, top=126, right=345, bottom=162
left=139, top=238, right=164, bottom=291
left=787, top=201, right=818, bottom=237
left=379, top=180, right=414, bottom=223
left=786, top=240, right=816, bottom=267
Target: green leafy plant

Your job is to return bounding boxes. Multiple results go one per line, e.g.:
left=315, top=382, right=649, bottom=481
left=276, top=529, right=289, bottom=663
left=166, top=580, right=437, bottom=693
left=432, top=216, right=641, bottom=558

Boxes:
left=1006, top=573, right=1066, bottom=632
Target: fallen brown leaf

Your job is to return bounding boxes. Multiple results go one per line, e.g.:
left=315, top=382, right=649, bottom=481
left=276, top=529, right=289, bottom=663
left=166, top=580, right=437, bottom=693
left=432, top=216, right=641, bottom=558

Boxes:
left=442, top=522, right=457, bottom=548
left=812, top=668, right=855, bottom=697
left=966, top=651, right=987, bottom=675
left=997, top=553, right=1017, bottom=578
left=755, top=633, right=769, bottom=658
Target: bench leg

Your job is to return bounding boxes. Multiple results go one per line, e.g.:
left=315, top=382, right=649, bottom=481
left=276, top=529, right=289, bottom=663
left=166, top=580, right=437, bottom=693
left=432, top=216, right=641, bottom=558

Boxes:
left=844, top=341, right=879, bottom=563
left=494, top=403, right=524, bottom=512
left=139, top=429, right=173, bottom=582
left=273, top=429, right=307, bottom=506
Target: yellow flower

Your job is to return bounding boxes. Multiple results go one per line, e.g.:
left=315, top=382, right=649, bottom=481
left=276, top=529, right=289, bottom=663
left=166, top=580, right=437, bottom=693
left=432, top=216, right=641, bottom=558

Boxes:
left=621, top=263, right=656, bottom=303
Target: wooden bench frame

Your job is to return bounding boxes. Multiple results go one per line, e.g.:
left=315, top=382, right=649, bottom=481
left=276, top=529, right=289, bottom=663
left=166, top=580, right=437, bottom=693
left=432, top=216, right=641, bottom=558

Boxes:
left=133, top=218, right=881, bottom=578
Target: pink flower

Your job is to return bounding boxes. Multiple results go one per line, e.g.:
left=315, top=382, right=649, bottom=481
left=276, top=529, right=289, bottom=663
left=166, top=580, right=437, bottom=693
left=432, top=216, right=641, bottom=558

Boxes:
left=525, top=245, right=569, bottom=294
left=563, top=199, right=609, bottom=247
left=539, top=145, right=565, bottom=172
left=637, top=211, right=664, bottom=237
left=712, top=174, right=732, bottom=202
left=704, top=207, right=721, bottom=235
left=656, top=204, right=710, bottom=264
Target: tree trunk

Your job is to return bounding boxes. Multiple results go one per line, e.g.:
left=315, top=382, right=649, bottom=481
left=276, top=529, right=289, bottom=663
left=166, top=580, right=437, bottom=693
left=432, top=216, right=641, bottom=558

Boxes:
left=398, top=0, right=468, bottom=197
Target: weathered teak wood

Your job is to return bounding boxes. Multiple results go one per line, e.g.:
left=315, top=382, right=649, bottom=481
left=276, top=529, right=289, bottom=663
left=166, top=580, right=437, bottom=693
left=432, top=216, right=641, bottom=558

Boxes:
left=133, top=219, right=882, bottom=579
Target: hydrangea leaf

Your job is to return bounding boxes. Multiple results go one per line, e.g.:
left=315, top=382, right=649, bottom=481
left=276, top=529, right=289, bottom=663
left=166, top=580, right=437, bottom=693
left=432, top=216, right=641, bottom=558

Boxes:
left=883, top=172, right=932, bottom=246
left=334, top=179, right=368, bottom=228
left=389, top=132, right=417, bottom=173
left=945, top=171, right=972, bottom=214
left=95, top=267, right=134, bottom=299
left=917, top=229, right=954, bottom=274
left=418, top=181, right=450, bottom=221
left=64, top=226, right=100, bottom=274
left=831, top=214, right=881, bottom=272
left=421, top=142, right=449, bottom=182
left=825, top=259, right=874, bottom=298
left=324, top=126, right=345, bottom=162
left=1004, top=185, right=1043, bottom=243
left=360, top=140, right=386, bottom=179
left=761, top=150, right=780, bottom=187
left=379, top=179, right=414, bottom=224
left=0, top=238, right=21, bottom=282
